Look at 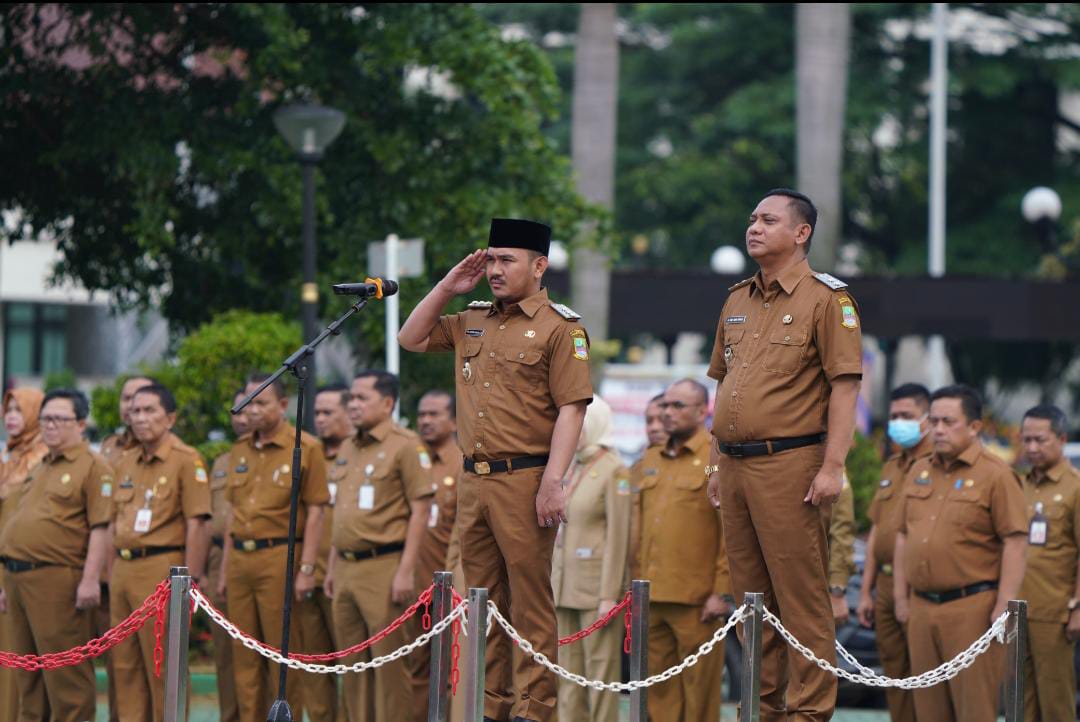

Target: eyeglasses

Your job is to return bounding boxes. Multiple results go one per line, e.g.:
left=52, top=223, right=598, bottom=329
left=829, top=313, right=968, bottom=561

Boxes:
left=659, top=401, right=701, bottom=410
left=40, top=415, right=78, bottom=427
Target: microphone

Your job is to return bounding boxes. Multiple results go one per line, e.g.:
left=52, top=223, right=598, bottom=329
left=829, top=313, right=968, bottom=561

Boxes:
left=332, top=278, right=399, bottom=299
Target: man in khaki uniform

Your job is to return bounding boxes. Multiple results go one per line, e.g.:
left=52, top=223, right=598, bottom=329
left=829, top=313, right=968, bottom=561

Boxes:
left=324, top=370, right=433, bottom=722
left=110, top=383, right=211, bottom=721
left=304, top=383, right=352, bottom=722
left=893, top=385, right=1027, bottom=722
left=400, top=218, right=592, bottom=722
left=705, top=189, right=862, bottom=722
left=856, top=383, right=932, bottom=722
left=0, top=389, right=112, bottom=722
left=408, top=389, right=463, bottom=722
left=639, top=380, right=731, bottom=722
left=629, top=394, right=666, bottom=581
left=1017, top=404, right=1080, bottom=721
left=207, top=390, right=248, bottom=722
left=827, top=478, right=856, bottom=626
left=221, top=374, right=329, bottom=722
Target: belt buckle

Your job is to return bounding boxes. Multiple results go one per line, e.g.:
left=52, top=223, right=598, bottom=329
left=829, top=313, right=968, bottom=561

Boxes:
left=474, top=461, right=491, bottom=475
left=882, top=563, right=893, bottom=575
left=120, top=549, right=133, bottom=561
left=242, top=540, right=257, bottom=552
left=344, top=551, right=356, bottom=562
left=727, top=444, right=744, bottom=458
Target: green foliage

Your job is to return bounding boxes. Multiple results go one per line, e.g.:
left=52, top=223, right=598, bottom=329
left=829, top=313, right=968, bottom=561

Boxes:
left=847, top=431, right=885, bottom=533
left=43, top=368, right=77, bottom=393
left=89, top=383, right=121, bottom=438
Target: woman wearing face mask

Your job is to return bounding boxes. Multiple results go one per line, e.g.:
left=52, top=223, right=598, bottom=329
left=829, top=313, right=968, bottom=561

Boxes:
left=550, top=396, right=631, bottom=722
left=0, top=387, right=48, bottom=718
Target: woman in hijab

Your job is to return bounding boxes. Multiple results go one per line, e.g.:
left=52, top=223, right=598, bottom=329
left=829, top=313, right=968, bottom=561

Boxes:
left=0, top=387, right=47, bottom=718
left=550, top=395, right=632, bottom=722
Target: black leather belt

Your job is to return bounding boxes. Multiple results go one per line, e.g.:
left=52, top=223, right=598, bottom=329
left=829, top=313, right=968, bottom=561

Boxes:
left=915, top=581, right=997, bottom=605
left=233, top=537, right=296, bottom=553
left=464, top=454, right=549, bottom=476
left=718, top=433, right=826, bottom=458
left=211, top=536, right=225, bottom=549
left=337, top=542, right=405, bottom=562
left=3, top=558, right=53, bottom=574
left=116, top=545, right=184, bottom=561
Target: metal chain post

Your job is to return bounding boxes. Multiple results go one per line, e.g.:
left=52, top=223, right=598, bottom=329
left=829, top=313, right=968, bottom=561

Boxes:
left=739, top=592, right=763, bottom=722
left=164, top=566, right=192, bottom=722
left=628, top=580, right=650, bottom=722
left=463, top=588, right=489, bottom=722
left=1004, top=600, right=1027, bottom=722
left=427, top=572, right=454, bottom=722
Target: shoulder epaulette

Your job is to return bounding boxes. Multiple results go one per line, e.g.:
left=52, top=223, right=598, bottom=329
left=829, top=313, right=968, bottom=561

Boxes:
left=812, top=272, right=848, bottom=290
left=727, top=277, right=754, bottom=292
left=549, top=302, right=581, bottom=320
left=467, top=301, right=493, bottom=309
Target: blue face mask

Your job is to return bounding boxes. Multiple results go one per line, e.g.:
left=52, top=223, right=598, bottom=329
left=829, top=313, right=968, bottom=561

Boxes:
left=888, top=418, right=926, bottom=449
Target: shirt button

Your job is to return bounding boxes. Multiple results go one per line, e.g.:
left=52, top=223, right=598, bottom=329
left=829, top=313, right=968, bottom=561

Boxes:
left=475, top=443, right=482, bottom=449
left=728, top=425, right=735, bottom=431
left=499, top=325, right=506, bottom=330
left=753, top=333, right=760, bottom=339
left=930, top=515, right=936, bottom=521
left=484, top=382, right=491, bottom=388
left=784, top=335, right=791, bottom=341
left=518, top=353, right=525, bottom=359
left=731, top=391, right=737, bottom=397
left=489, top=352, right=496, bottom=358
left=742, top=362, right=749, bottom=368
left=478, top=412, right=484, bottom=418
left=764, top=303, right=770, bottom=309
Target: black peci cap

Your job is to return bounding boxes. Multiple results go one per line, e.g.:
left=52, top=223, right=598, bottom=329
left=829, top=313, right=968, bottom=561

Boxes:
left=488, top=218, right=552, bottom=256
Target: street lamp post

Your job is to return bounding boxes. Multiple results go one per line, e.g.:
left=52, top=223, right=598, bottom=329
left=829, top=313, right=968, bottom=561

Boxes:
left=1022, top=186, right=1063, bottom=249
left=273, top=104, right=346, bottom=430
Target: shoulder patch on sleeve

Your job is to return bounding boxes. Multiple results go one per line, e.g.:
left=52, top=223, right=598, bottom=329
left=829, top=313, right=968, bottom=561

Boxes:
left=813, top=272, right=849, bottom=290
left=195, top=466, right=208, bottom=483
left=550, top=302, right=581, bottom=320
left=417, top=446, right=432, bottom=470
left=467, top=300, right=493, bottom=309
left=727, top=277, right=754, bottom=292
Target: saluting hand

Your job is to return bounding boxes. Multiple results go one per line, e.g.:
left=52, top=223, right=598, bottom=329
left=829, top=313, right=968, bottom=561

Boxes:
left=535, top=476, right=568, bottom=528
left=804, top=465, right=843, bottom=506
left=437, top=250, right=488, bottom=296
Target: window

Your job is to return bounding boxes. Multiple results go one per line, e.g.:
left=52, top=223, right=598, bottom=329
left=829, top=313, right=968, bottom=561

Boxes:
left=3, top=303, right=68, bottom=378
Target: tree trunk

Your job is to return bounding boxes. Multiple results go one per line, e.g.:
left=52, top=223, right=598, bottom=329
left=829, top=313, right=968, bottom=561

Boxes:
left=796, top=3, right=851, bottom=272
left=570, top=3, right=618, bottom=341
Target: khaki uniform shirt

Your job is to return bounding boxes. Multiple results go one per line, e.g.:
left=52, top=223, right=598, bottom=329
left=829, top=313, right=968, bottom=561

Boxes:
left=111, top=433, right=212, bottom=550
left=707, top=260, right=863, bottom=443
left=330, top=420, right=433, bottom=552
left=1018, top=459, right=1080, bottom=623
left=0, top=442, right=113, bottom=567
left=900, top=441, right=1027, bottom=593
left=317, top=444, right=343, bottom=582
left=828, top=478, right=856, bottom=590
left=421, top=438, right=464, bottom=558
left=552, top=448, right=632, bottom=610
left=867, top=436, right=933, bottom=573
left=638, top=429, right=731, bottom=605
left=426, top=288, right=593, bottom=459
left=100, top=428, right=137, bottom=465
left=225, top=424, right=329, bottom=540
left=209, top=451, right=231, bottom=541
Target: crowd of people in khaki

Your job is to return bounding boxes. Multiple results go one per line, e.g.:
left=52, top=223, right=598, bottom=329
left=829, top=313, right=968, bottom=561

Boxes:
left=0, top=201, right=1075, bottom=722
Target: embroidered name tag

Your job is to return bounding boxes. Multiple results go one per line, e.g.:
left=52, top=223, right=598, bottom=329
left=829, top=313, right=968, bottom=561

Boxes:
left=465, top=329, right=484, bottom=337
left=725, top=316, right=747, bottom=324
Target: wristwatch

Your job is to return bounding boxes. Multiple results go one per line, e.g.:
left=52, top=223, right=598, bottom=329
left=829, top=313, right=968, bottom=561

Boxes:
left=300, top=563, right=316, bottom=576
left=829, top=585, right=846, bottom=597
left=1068, top=598, right=1080, bottom=612
left=704, top=465, right=721, bottom=477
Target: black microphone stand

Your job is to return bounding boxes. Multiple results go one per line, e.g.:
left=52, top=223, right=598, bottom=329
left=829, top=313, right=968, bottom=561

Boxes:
left=232, top=292, right=377, bottom=722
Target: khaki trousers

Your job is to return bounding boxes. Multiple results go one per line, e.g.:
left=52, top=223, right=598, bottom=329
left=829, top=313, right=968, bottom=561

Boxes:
left=908, top=590, right=1002, bottom=722
left=5, top=564, right=96, bottom=722
left=332, top=551, right=412, bottom=722
left=1024, top=619, right=1076, bottom=722
left=645, top=602, right=723, bottom=722
left=0, top=569, right=19, bottom=722
left=555, top=607, right=624, bottom=722
left=718, top=444, right=836, bottom=722
left=111, top=550, right=187, bottom=722
left=226, top=544, right=303, bottom=722
left=458, top=467, right=558, bottom=722
left=873, top=573, right=914, bottom=722
left=299, top=587, right=341, bottom=722
left=207, top=544, right=239, bottom=722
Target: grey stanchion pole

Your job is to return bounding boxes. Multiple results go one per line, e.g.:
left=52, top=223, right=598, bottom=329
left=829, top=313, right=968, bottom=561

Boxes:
left=163, top=566, right=192, bottom=722
left=739, top=592, right=764, bottom=722
left=427, top=571, right=454, bottom=722
left=1003, top=600, right=1028, bottom=722
left=463, top=588, right=489, bottom=722
left=628, top=580, right=650, bottom=722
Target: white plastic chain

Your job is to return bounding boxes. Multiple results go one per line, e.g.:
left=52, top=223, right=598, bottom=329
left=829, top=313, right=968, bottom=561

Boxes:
left=191, top=587, right=467, bottom=675
left=486, top=600, right=749, bottom=692
left=764, top=606, right=1010, bottom=690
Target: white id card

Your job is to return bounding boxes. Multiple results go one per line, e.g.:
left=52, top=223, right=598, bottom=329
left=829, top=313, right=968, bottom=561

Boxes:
left=428, top=503, right=439, bottom=528
left=1029, top=519, right=1048, bottom=546
left=134, top=508, right=153, bottom=534
left=359, top=485, right=375, bottom=510
left=575, top=547, right=593, bottom=559
left=328, top=482, right=337, bottom=507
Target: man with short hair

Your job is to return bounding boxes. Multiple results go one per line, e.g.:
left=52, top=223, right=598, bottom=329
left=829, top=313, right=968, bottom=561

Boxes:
left=101, top=375, right=159, bottom=464
left=0, top=389, right=113, bottom=722
left=110, top=383, right=211, bottom=721
left=1017, top=404, right=1080, bottom=722
left=638, top=379, right=730, bottom=722
left=856, top=383, right=932, bottom=722
left=893, top=384, right=1027, bottom=722
left=325, top=370, right=433, bottom=722
left=221, top=374, right=328, bottom=722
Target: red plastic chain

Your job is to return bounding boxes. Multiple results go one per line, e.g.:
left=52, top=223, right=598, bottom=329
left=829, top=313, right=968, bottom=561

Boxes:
left=422, top=595, right=432, bottom=632
left=449, top=617, right=462, bottom=696
left=623, top=601, right=633, bottom=654
left=153, top=582, right=168, bottom=678
left=0, top=579, right=169, bottom=672
left=558, top=591, right=633, bottom=647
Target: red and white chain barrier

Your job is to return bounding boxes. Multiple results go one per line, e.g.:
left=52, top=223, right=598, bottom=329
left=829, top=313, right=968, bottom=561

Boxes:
left=557, top=590, right=633, bottom=652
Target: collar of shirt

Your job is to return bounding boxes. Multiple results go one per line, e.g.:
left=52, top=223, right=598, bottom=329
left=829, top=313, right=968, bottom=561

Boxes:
left=493, top=287, right=550, bottom=318
left=251, top=423, right=294, bottom=451
left=428, top=437, right=458, bottom=463
left=137, top=432, right=177, bottom=464
left=662, top=427, right=711, bottom=458
left=894, top=434, right=934, bottom=473
left=931, top=439, right=983, bottom=472
left=47, top=441, right=89, bottom=465
left=750, top=258, right=813, bottom=298
left=356, top=418, right=393, bottom=446
left=1028, top=457, right=1072, bottom=486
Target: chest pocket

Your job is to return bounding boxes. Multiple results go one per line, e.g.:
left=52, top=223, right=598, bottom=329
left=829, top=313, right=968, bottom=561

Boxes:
left=211, top=471, right=228, bottom=492
left=876, top=485, right=896, bottom=503
left=762, top=329, right=809, bottom=374
left=114, top=485, right=136, bottom=508
left=903, top=484, right=934, bottom=522
left=460, top=341, right=482, bottom=386
left=503, top=347, right=545, bottom=392
left=722, top=328, right=746, bottom=368
left=944, top=488, right=989, bottom=529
